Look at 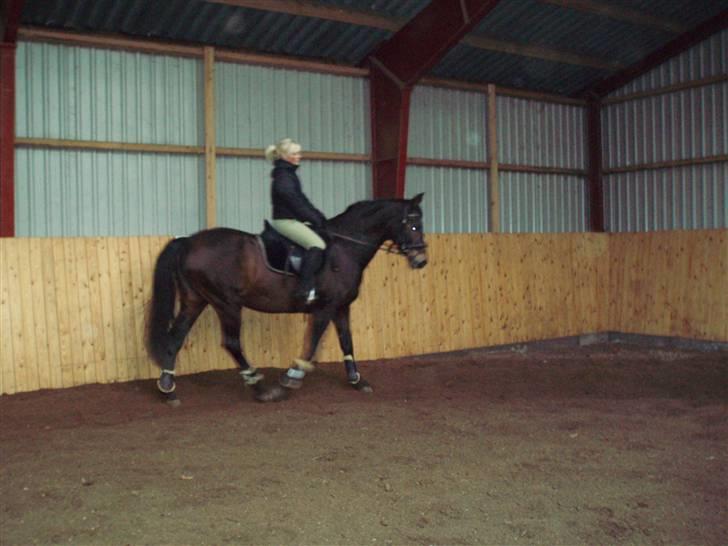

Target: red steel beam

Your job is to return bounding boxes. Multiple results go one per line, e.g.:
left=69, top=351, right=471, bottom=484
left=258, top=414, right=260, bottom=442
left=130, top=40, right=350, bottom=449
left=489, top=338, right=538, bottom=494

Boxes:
left=587, top=98, right=604, bottom=232
left=582, top=9, right=728, bottom=98
left=1, top=0, right=25, bottom=42
left=0, top=43, right=16, bottom=236
left=367, top=0, right=502, bottom=198
left=1, top=0, right=23, bottom=236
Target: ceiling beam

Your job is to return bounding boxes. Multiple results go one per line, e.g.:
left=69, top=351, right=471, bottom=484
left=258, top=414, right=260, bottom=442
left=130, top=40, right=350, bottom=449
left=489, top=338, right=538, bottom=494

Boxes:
left=205, top=0, right=619, bottom=70
left=462, top=34, right=622, bottom=71
left=538, top=0, right=686, bottom=34
left=367, top=0, right=502, bottom=199
left=582, top=9, right=728, bottom=98
left=207, top=0, right=400, bottom=30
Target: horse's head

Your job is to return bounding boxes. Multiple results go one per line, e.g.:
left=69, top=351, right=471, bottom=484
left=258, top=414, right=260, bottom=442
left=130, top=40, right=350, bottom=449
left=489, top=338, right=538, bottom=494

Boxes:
left=394, top=193, right=428, bottom=269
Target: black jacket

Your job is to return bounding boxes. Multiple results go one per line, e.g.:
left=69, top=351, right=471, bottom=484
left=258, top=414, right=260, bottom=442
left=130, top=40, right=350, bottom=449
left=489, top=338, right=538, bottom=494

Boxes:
left=271, top=159, right=326, bottom=228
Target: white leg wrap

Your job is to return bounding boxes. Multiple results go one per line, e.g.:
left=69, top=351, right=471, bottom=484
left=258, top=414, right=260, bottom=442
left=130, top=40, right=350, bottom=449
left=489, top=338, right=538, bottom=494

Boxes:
left=294, top=358, right=315, bottom=372
left=287, top=368, right=306, bottom=379
left=240, top=368, right=264, bottom=385
left=343, top=355, right=354, bottom=362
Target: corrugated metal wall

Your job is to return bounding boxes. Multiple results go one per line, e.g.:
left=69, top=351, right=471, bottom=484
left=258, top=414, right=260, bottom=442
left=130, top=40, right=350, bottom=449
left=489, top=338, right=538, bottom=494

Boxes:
left=604, top=86, right=726, bottom=166
left=406, top=86, right=588, bottom=233
left=406, top=85, right=489, bottom=232
left=603, top=30, right=728, bottom=232
left=500, top=173, right=587, bottom=232
left=408, top=86, right=487, bottom=162
left=610, top=30, right=728, bottom=97
left=216, top=63, right=368, bottom=153
left=605, top=163, right=727, bottom=232
left=15, top=41, right=204, bottom=236
left=215, top=62, right=371, bottom=229
left=406, top=166, right=488, bottom=233
left=14, top=42, right=372, bottom=236
left=217, top=158, right=370, bottom=232
left=20, top=35, right=723, bottom=237
left=15, top=149, right=203, bottom=236
left=497, top=96, right=588, bottom=232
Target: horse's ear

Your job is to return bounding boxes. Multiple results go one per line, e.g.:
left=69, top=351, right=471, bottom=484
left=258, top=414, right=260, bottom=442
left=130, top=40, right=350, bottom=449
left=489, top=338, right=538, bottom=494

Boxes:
left=411, top=192, right=424, bottom=205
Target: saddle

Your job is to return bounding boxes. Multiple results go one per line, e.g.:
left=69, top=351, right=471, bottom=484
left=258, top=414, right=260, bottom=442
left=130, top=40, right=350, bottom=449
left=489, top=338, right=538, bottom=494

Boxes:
left=257, top=221, right=306, bottom=275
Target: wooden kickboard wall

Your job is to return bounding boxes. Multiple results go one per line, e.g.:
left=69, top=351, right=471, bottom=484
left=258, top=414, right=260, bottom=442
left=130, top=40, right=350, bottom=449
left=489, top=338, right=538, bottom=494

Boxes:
left=1, top=230, right=725, bottom=395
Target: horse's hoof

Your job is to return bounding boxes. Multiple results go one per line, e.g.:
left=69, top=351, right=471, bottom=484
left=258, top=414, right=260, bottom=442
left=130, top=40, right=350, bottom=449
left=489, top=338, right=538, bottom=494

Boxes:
left=255, top=385, right=289, bottom=403
left=279, top=374, right=303, bottom=390
left=351, top=378, right=373, bottom=393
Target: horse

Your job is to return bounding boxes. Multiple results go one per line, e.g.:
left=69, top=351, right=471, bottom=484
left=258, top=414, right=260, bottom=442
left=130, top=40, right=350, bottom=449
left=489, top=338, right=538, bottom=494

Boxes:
left=145, top=193, right=428, bottom=403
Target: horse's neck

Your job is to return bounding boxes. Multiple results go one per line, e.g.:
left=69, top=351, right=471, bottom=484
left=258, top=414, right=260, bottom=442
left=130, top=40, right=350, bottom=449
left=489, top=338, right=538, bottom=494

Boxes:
left=330, top=201, right=400, bottom=265
left=333, top=202, right=397, bottom=238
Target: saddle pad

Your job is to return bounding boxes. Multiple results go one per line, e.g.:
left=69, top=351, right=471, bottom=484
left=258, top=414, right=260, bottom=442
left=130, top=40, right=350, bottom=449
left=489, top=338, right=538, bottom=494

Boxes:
left=258, top=222, right=304, bottom=275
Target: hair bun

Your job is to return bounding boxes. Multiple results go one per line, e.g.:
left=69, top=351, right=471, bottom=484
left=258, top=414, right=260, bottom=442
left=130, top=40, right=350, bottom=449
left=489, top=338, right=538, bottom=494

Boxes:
left=264, top=144, right=278, bottom=162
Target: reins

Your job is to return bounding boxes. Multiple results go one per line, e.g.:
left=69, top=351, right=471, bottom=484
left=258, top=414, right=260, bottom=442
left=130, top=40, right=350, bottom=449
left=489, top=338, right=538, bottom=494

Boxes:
left=328, top=231, right=427, bottom=255
left=329, top=231, right=400, bottom=254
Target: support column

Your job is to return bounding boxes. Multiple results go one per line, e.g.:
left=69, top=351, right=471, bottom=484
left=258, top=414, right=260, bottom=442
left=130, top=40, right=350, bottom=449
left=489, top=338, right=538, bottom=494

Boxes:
left=487, top=84, right=499, bottom=232
left=204, top=46, right=216, bottom=228
left=369, top=60, right=411, bottom=199
left=367, top=0, right=503, bottom=198
left=0, top=43, right=16, bottom=236
left=587, top=97, right=605, bottom=232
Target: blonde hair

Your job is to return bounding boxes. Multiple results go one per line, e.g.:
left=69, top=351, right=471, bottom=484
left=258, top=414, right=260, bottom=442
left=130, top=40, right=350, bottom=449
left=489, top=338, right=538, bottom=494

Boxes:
left=265, top=138, right=302, bottom=162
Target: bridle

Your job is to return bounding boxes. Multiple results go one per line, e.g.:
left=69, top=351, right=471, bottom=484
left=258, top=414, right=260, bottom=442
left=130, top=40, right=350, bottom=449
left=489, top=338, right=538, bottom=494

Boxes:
left=328, top=211, right=427, bottom=256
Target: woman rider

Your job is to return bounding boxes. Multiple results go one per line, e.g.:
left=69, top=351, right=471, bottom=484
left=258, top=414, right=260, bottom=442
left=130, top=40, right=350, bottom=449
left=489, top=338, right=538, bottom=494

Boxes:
left=265, top=138, right=327, bottom=305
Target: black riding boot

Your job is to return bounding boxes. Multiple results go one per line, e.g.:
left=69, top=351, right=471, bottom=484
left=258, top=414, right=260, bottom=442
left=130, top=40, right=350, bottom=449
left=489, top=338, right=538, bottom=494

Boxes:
left=295, top=247, right=324, bottom=303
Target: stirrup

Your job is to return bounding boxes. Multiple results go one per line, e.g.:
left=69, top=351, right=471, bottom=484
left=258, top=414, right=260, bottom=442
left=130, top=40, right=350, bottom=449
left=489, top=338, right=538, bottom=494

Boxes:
left=305, top=288, right=318, bottom=304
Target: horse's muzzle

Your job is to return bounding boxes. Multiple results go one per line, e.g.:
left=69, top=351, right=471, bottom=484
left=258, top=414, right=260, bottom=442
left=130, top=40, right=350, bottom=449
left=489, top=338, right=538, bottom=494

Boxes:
left=408, top=250, right=428, bottom=269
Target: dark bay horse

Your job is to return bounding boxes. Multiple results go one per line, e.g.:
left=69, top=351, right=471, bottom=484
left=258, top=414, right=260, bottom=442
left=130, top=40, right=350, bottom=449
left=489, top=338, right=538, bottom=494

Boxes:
left=145, top=193, right=427, bottom=402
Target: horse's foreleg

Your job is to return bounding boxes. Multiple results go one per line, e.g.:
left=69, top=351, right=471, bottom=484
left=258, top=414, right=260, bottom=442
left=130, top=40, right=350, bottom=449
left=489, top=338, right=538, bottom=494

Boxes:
left=279, top=311, right=332, bottom=390
left=215, top=306, right=265, bottom=396
left=333, top=306, right=373, bottom=393
left=157, top=302, right=206, bottom=402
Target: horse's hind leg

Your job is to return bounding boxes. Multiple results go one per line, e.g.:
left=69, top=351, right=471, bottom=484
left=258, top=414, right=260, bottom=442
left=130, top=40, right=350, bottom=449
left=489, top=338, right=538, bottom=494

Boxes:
left=157, top=300, right=206, bottom=401
left=333, top=306, right=372, bottom=393
left=214, top=305, right=265, bottom=397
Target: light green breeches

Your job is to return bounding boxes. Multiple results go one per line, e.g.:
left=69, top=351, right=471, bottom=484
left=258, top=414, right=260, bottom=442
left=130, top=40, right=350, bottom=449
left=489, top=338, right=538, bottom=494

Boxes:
left=270, top=219, right=326, bottom=250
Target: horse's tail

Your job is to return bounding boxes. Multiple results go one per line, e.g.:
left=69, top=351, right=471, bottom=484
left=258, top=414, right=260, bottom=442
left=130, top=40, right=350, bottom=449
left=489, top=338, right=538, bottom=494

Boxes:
left=146, top=237, right=189, bottom=368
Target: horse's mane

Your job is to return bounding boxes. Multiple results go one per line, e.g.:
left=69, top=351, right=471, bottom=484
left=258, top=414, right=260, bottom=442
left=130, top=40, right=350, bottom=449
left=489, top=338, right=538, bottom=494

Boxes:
left=328, top=198, right=405, bottom=226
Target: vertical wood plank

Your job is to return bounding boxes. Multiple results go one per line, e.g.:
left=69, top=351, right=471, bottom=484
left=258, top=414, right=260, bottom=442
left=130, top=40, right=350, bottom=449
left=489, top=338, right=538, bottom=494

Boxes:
left=51, top=240, right=74, bottom=388
left=116, top=237, right=136, bottom=381
left=73, top=238, right=97, bottom=386
left=39, top=239, right=63, bottom=389
left=487, top=84, right=499, bottom=233
left=204, top=46, right=217, bottom=228
left=0, top=240, right=17, bottom=394
left=29, top=238, right=51, bottom=389
left=128, top=237, right=147, bottom=380
left=84, top=238, right=106, bottom=384
left=96, top=236, right=118, bottom=383
left=16, top=238, right=40, bottom=391
left=106, top=237, right=130, bottom=382
left=137, top=235, right=157, bottom=379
